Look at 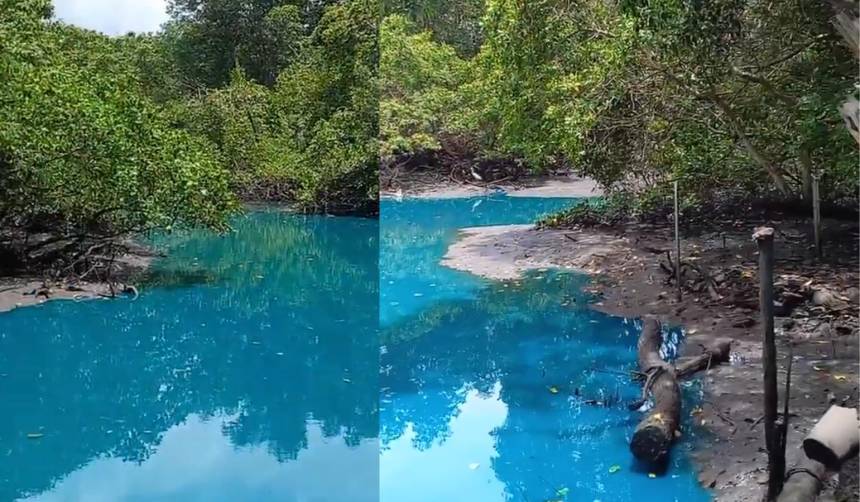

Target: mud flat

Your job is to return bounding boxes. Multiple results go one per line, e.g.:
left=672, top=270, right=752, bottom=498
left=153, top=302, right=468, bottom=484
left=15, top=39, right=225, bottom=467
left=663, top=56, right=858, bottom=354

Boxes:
left=443, top=219, right=859, bottom=501
left=0, top=252, right=152, bottom=313
left=382, top=174, right=602, bottom=199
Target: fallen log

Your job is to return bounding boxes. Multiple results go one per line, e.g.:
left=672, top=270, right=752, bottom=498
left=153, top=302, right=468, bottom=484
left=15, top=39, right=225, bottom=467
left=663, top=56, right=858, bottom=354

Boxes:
left=630, top=319, right=733, bottom=466
left=630, top=318, right=681, bottom=465
left=676, top=338, right=733, bottom=378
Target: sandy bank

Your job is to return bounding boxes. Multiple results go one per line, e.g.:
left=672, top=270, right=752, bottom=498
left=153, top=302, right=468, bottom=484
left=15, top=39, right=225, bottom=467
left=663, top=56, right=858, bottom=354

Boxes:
left=442, top=224, right=628, bottom=279
left=382, top=174, right=603, bottom=199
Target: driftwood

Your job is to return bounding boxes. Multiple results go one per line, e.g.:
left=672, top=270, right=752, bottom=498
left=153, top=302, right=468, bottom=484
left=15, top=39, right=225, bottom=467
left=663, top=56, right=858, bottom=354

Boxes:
left=676, top=339, right=732, bottom=378
left=629, top=318, right=732, bottom=465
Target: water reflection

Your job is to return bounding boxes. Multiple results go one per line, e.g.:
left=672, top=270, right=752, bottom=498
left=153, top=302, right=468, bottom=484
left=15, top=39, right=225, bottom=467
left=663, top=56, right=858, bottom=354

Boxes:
left=380, top=197, right=710, bottom=502
left=0, top=211, right=379, bottom=501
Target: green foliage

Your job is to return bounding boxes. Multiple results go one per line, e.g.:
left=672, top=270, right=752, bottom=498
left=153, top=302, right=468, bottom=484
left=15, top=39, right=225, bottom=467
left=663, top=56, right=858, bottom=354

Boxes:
left=381, top=0, right=859, bottom=206
left=536, top=197, right=632, bottom=228
left=169, top=1, right=379, bottom=212
left=379, top=14, right=469, bottom=156
left=1, top=0, right=380, bottom=260
left=382, top=0, right=485, bottom=56
left=258, top=0, right=380, bottom=211
left=381, top=1, right=637, bottom=169
left=163, top=0, right=354, bottom=88
left=182, top=67, right=273, bottom=186
left=0, top=0, right=236, bottom=244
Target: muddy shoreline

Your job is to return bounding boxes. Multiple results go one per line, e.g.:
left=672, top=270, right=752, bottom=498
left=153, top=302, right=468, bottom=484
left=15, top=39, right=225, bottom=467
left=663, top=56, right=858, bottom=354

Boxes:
left=0, top=250, right=153, bottom=313
left=437, top=187, right=858, bottom=500
left=382, top=172, right=603, bottom=199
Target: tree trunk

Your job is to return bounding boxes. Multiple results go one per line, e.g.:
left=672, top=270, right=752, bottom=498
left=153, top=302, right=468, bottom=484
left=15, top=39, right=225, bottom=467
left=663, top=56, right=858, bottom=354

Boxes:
left=799, top=148, right=813, bottom=203
left=710, top=94, right=790, bottom=196
left=628, top=319, right=733, bottom=467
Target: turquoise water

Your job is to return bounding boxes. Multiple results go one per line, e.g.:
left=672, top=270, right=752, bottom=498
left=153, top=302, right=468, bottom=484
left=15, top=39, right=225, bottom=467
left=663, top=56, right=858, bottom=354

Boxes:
left=1, top=198, right=712, bottom=502
left=380, top=195, right=711, bottom=502
left=0, top=212, right=379, bottom=501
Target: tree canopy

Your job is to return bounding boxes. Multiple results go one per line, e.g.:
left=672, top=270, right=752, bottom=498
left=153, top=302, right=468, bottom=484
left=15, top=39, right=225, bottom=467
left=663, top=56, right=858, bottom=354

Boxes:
left=0, top=0, right=378, bottom=273
left=380, top=0, right=858, bottom=209
left=1, top=0, right=235, bottom=266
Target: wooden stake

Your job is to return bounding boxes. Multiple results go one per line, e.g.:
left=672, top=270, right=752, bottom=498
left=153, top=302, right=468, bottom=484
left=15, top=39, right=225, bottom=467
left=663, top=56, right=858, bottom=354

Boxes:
left=811, top=174, right=822, bottom=259
left=780, top=344, right=793, bottom=460
left=755, top=226, right=784, bottom=500
left=674, top=181, right=682, bottom=302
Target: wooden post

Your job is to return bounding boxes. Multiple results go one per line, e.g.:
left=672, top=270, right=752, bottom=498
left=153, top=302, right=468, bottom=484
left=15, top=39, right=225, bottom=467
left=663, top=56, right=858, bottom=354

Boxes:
left=755, top=227, right=784, bottom=500
left=811, top=173, right=822, bottom=259
left=674, top=181, right=682, bottom=302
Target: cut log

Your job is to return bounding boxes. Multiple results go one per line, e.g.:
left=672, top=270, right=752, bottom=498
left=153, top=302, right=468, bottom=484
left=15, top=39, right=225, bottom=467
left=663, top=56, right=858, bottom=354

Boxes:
left=802, top=405, right=860, bottom=470
left=630, top=318, right=680, bottom=465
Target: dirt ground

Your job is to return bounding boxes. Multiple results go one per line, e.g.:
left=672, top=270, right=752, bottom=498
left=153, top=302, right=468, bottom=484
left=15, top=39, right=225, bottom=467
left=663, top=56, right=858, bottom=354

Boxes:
left=439, top=184, right=859, bottom=501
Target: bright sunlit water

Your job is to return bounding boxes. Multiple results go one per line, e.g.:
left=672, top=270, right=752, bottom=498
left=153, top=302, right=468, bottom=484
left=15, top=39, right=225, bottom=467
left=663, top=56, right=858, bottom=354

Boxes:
left=380, top=194, right=711, bottom=502
left=0, top=211, right=379, bottom=502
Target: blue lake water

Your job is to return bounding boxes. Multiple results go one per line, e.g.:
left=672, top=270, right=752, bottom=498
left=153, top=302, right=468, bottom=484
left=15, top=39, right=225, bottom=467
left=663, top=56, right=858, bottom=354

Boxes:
left=0, top=212, right=379, bottom=502
left=380, top=195, right=711, bottom=502
left=1, top=197, right=712, bottom=502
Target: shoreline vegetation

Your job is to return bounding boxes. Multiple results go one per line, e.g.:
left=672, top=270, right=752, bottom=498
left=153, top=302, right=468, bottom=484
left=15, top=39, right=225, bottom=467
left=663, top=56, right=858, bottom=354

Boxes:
left=0, top=0, right=379, bottom=298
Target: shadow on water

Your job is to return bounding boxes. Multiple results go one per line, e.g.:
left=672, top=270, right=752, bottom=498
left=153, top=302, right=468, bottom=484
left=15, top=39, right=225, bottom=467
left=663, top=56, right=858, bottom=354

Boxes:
left=0, top=211, right=379, bottom=501
left=380, top=196, right=711, bottom=502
